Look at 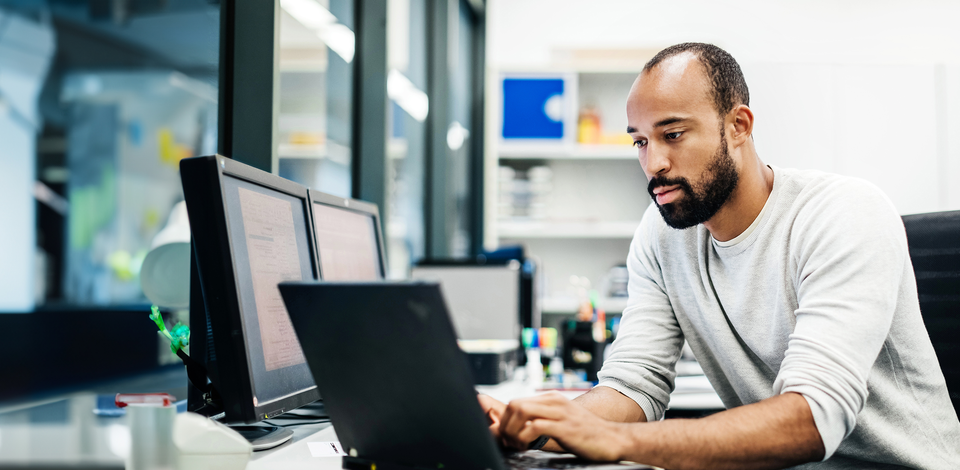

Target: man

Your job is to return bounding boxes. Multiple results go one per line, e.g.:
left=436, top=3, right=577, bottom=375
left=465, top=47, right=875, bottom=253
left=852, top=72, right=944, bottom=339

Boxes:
left=479, top=43, right=960, bottom=469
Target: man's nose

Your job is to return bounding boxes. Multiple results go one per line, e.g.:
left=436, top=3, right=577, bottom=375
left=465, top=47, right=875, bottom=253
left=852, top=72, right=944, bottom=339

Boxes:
left=643, top=142, right=670, bottom=177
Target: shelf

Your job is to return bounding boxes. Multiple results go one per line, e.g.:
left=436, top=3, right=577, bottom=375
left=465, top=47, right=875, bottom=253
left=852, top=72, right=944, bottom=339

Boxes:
left=498, top=220, right=639, bottom=239
left=277, top=141, right=351, bottom=165
left=499, top=143, right=636, bottom=160
left=277, top=143, right=325, bottom=158
left=541, top=296, right=629, bottom=314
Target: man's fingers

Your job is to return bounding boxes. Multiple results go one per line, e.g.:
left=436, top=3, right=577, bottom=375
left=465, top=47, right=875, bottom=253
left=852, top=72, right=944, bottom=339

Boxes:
left=498, top=408, right=530, bottom=447
left=486, top=408, right=501, bottom=428
left=515, top=418, right=557, bottom=444
left=498, top=397, right=572, bottom=449
left=499, top=405, right=539, bottom=449
left=489, top=421, right=502, bottom=439
left=504, top=400, right=570, bottom=424
left=478, top=394, right=506, bottom=415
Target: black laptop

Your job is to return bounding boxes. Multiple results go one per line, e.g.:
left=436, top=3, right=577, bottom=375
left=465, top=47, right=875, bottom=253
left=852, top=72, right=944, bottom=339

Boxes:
left=279, top=281, right=651, bottom=470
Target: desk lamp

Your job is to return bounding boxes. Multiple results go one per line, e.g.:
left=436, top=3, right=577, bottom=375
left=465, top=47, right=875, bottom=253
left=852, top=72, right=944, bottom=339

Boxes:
left=140, top=203, right=212, bottom=400
left=141, top=201, right=191, bottom=310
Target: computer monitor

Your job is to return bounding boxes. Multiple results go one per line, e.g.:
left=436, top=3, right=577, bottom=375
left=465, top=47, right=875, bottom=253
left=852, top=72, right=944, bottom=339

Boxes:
left=180, top=155, right=321, bottom=427
left=308, top=189, right=387, bottom=280
left=411, top=262, right=521, bottom=341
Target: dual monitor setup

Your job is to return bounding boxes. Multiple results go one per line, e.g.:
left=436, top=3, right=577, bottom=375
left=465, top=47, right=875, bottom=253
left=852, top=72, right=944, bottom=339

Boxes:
left=179, top=155, right=386, bottom=448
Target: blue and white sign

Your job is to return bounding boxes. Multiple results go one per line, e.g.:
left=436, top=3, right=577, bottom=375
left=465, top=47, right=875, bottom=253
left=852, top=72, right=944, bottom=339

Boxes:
left=501, top=78, right=566, bottom=139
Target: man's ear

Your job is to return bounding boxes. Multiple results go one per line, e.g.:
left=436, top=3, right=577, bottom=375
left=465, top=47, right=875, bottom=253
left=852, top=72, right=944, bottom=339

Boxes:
left=730, top=104, right=754, bottom=147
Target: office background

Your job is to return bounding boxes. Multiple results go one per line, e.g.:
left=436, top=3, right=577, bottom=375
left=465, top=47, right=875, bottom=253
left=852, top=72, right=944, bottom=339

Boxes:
left=2, top=0, right=960, bottom=404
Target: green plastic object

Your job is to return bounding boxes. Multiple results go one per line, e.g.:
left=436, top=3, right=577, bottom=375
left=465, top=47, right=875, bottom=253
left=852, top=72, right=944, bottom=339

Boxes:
left=149, top=305, right=190, bottom=354
left=522, top=327, right=537, bottom=349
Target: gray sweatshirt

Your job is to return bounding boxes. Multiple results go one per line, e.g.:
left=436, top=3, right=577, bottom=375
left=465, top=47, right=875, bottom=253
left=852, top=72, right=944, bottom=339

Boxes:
left=597, top=166, right=960, bottom=468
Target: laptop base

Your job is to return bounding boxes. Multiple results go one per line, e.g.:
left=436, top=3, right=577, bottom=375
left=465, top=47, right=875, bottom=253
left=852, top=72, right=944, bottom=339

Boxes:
left=343, top=453, right=653, bottom=470
left=343, top=456, right=435, bottom=470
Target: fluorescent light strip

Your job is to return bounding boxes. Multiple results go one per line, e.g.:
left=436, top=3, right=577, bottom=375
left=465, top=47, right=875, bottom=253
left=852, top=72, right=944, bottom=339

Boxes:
left=387, top=69, right=429, bottom=122
left=280, top=0, right=355, bottom=63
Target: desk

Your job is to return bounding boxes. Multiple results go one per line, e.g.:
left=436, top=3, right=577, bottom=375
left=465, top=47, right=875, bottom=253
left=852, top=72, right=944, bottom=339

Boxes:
left=0, top=369, right=723, bottom=468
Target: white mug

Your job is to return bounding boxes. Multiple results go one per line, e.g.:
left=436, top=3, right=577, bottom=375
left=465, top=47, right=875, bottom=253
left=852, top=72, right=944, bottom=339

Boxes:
left=127, top=404, right=176, bottom=470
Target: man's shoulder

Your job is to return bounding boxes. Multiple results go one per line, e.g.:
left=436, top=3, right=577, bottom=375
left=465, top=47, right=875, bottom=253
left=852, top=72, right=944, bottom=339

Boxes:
left=775, top=166, right=890, bottom=205
left=773, top=166, right=904, bottom=247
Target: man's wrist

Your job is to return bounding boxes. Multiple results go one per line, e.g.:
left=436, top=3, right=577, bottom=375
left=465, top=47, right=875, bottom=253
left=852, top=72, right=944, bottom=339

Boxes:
left=611, top=421, right=640, bottom=462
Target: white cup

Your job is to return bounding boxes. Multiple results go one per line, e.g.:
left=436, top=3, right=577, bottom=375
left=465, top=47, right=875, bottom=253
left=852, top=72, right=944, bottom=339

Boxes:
left=127, top=404, right=177, bottom=470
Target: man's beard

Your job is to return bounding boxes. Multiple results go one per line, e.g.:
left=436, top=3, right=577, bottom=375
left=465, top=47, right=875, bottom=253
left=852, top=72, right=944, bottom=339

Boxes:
left=647, top=133, right=740, bottom=229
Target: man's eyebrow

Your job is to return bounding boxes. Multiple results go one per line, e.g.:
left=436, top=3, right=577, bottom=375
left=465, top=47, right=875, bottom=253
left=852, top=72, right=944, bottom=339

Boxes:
left=626, top=117, right=689, bottom=134
left=653, top=116, right=687, bottom=128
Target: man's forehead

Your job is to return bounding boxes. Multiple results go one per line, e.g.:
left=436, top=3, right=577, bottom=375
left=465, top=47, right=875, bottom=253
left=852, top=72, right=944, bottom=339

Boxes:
left=649, top=52, right=702, bottom=79
left=627, top=54, right=714, bottom=130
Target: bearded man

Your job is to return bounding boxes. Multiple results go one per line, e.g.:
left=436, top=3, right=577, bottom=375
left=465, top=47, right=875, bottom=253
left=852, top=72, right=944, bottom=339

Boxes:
left=479, top=43, right=960, bottom=469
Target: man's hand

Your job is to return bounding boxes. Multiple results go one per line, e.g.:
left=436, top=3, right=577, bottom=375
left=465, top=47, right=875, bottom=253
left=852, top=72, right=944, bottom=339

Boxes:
left=477, top=394, right=507, bottom=439
left=498, top=392, right=630, bottom=462
left=491, top=390, right=823, bottom=469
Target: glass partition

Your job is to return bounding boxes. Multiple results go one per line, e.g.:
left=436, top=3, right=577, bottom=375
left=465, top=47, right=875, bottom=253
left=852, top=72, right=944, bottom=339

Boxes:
left=385, top=0, right=428, bottom=277
left=0, top=0, right=219, bottom=310
left=276, top=0, right=355, bottom=198
left=446, top=0, right=476, bottom=258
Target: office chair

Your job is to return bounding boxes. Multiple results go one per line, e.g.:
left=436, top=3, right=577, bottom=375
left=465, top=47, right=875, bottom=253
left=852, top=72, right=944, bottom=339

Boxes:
left=902, top=210, right=960, bottom=417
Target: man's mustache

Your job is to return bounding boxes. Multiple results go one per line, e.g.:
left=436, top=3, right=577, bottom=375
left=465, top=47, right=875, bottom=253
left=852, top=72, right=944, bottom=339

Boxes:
left=648, top=176, right=692, bottom=200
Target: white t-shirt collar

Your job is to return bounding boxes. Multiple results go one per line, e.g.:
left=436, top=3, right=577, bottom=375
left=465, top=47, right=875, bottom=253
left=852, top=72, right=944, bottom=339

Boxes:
left=712, top=168, right=775, bottom=248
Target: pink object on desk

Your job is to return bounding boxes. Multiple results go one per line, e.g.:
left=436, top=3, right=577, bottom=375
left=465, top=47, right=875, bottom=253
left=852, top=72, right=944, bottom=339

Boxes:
left=115, top=393, right=175, bottom=408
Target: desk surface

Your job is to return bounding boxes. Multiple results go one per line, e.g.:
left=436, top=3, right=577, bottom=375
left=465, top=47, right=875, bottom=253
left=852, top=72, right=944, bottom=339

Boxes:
left=0, top=368, right=722, bottom=468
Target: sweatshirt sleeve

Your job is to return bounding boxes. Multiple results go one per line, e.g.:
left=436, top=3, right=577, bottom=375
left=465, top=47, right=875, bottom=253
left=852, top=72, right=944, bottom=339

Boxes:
left=597, top=204, right=685, bottom=422
left=773, top=178, right=908, bottom=459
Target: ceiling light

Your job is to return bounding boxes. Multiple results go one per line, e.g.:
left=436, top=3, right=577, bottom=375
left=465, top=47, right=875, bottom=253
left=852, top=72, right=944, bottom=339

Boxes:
left=447, top=121, right=469, bottom=151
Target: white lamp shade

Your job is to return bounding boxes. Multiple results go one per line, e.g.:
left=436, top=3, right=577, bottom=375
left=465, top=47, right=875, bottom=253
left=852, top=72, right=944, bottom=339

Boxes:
left=141, top=202, right=192, bottom=308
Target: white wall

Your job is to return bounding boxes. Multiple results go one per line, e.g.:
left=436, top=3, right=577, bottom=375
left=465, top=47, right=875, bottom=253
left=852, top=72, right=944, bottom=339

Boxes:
left=0, top=12, right=54, bottom=311
left=489, top=0, right=960, bottom=68
left=488, top=0, right=960, bottom=214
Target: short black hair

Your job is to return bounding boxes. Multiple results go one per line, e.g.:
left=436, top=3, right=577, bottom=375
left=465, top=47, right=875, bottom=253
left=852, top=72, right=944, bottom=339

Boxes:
left=643, top=43, right=750, bottom=118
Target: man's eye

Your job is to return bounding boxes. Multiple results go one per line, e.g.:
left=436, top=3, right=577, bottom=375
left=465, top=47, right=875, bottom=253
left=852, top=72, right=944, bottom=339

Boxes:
left=666, top=132, right=682, bottom=140
left=633, top=139, right=647, bottom=148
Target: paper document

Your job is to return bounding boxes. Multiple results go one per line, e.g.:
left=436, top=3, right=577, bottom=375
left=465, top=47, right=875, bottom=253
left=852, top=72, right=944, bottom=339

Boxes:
left=238, top=187, right=306, bottom=371
left=308, top=441, right=347, bottom=457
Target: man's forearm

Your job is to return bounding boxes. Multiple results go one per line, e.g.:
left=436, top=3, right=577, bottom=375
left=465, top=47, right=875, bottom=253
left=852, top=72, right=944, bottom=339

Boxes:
left=573, top=385, right=648, bottom=422
left=617, top=392, right=824, bottom=470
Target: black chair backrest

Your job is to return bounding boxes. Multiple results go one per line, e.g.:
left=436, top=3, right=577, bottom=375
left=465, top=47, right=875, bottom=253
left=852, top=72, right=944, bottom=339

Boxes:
left=902, top=210, right=960, bottom=416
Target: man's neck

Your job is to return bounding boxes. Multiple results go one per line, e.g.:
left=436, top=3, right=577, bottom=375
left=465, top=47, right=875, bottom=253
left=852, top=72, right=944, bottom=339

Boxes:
left=704, top=155, right=774, bottom=243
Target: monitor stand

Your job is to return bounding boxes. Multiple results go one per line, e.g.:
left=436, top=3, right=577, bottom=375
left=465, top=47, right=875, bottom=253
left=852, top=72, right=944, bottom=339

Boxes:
left=281, top=400, right=328, bottom=419
left=230, top=425, right=294, bottom=451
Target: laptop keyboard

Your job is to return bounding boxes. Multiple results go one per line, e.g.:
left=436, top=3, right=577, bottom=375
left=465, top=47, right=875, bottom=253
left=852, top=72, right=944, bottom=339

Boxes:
left=504, top=451, right=632, bottom=469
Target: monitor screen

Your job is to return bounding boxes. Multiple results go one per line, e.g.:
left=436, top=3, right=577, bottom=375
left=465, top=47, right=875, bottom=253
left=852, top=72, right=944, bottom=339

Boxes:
left=312, top=202, right=382, bottom=280
left=222, top=175, right=316, bottom=408
left=411, top=265, right=521, bottom=341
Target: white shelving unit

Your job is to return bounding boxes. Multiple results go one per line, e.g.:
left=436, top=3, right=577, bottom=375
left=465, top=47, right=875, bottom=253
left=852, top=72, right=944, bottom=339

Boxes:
left=277, top=141, right=351, bottom=164
left=277, top=143, right=326, bottom=159
left=540, top=296, right=629, bottom=315
left=499, top=143, right=637, bottom=160
left=490, top=71, right=648, bottom=316
left=498, top=220, right=639, bottom=239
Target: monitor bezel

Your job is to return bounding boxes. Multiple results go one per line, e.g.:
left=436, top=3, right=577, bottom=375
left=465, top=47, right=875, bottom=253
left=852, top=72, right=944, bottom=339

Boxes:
left=181, top=155, right=321, bottom=424
left=307, top=189, right=388, bottom=280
